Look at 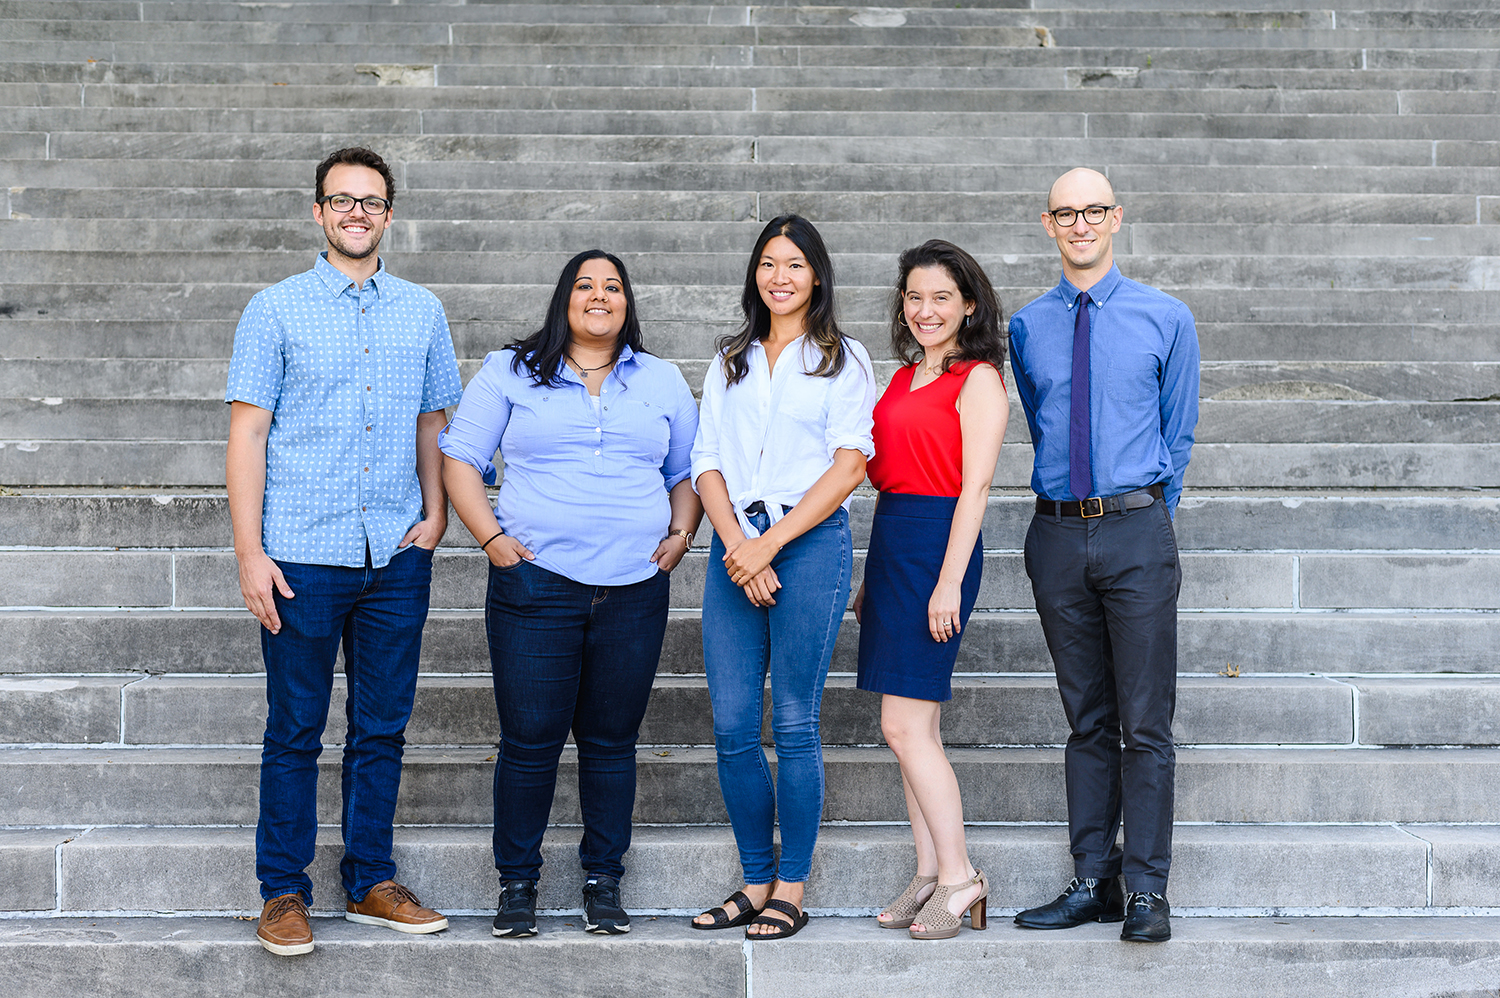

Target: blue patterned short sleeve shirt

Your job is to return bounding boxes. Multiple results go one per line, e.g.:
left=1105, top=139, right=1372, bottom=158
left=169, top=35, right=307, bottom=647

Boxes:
left=225, top=253, right=464, bottom=568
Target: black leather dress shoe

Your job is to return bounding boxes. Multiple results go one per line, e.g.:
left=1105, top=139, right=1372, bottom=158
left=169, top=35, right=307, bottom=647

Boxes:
left=1120, top=891, right=1171, bottom=942
left=1013, top=876, right=1125, bottom=929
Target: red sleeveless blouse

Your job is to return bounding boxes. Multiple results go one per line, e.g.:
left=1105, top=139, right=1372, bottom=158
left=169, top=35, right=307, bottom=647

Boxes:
left=866, top=360, right=1000, bottom=497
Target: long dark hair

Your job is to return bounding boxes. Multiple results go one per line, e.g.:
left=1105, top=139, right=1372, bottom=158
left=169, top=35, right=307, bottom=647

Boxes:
left=719, top=214, right=847, bottom=387
left=508, top=249, right=646, bottom=387
left=889, top=240, right=1006, bottom=373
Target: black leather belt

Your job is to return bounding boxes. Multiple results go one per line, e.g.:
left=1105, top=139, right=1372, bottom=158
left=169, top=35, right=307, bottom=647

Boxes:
left=1037, top=484, right=1163, bottom=518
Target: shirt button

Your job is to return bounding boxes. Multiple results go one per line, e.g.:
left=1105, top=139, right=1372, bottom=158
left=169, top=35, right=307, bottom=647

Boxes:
left=366, top=386, right=371, bottom=391
left=365, top=348, right=369, bottom=353
left=364, top=467, right=370, bottom=472
left=595, top=450, right=601, bottom=456
left=361, top=308, right=366, bottom=314
left=366, top=426, right=372, bottom=431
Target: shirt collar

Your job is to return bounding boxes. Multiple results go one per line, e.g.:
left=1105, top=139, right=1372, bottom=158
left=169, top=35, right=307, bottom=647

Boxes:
left=1056, top=262, right=1123, bottom=308
left=313, top=251, right=396, bottom=301
left=553, top=342, right=640, bottom=388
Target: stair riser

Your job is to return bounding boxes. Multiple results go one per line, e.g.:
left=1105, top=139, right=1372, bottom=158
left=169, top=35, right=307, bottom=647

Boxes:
left=4, top=747, right=1499, bottom=824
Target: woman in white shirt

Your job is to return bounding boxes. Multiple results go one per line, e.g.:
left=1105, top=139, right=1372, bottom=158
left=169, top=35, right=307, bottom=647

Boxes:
left=689, top=215, right=876, bottom=939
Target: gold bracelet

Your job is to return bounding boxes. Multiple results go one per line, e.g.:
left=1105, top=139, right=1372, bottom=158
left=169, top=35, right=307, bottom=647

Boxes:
left=669, top=528, right=694, bottom=547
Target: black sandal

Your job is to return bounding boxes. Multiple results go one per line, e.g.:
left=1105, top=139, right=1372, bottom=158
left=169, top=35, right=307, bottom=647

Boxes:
left=746, top=898, right=809, bottom=940
left=691, top=890, right=761, bottom=930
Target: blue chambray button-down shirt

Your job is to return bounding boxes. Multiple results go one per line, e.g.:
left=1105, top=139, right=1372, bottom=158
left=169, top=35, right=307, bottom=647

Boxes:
left=438, top=345, right=699, bottom=587
left=1008, top=263, right=1200, bottom=513
left=225, top=253, right=464, bottom=568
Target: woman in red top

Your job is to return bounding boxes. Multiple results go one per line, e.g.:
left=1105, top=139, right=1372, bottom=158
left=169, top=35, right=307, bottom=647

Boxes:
left=855, top=240, right=1009, bottom=939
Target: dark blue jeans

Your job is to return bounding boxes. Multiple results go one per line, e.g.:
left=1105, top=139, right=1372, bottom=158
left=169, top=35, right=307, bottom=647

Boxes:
left=702, top=507, right=852, bottom=885
left=485, top=559, right=670, bottom=883
left=256, top=543, right=433, bottom=904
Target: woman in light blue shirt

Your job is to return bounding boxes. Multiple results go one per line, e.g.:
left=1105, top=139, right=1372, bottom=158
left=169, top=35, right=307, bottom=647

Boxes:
left=440, top=250, right=702, bottom=940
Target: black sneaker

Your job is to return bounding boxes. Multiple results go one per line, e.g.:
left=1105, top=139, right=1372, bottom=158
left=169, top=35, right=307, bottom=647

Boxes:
left=582, top=876, right=630, bottom=934
left=492, top=880, right=538, bottom=938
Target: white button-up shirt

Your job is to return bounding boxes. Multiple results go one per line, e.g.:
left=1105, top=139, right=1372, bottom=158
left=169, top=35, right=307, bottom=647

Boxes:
left=691, top=336, right=877, bottom=538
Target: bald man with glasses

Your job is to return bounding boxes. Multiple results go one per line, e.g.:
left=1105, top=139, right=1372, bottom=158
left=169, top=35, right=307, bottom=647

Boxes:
left=1007, top=168, right=1200, bottom=943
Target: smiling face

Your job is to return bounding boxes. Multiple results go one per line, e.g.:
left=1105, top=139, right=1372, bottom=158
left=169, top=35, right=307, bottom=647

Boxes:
left=902, top=264, right=973, bottom=359
left=755, top=234, right=819, bottom=324
left=312, top=163, right=392, bottom=267
left=566, top=258, right=628, bottom=349
left=1042, top=168, right=1122, bottom=288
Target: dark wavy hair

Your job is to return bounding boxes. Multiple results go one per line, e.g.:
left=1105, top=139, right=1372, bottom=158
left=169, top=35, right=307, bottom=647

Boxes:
left=718, top=214, right=847, bottom=387
left=889, top=240, right=1006, bottom=373
left=315, top=147, right=395, bottom=205
left=508, top=250, right=646, bottom=387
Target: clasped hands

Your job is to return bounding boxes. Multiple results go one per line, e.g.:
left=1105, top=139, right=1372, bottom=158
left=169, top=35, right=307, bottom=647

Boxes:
left=723, top=534, right=782, bottom=607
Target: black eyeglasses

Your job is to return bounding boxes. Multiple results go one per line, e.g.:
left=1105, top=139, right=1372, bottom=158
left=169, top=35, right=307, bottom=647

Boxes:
left=1047, top=204, right=1117, bottom=226
left=318, top=195, right=391, bottom=216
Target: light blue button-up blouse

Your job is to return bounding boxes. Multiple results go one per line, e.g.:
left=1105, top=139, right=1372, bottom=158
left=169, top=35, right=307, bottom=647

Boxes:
left=438, top=345, right=699, bottom=586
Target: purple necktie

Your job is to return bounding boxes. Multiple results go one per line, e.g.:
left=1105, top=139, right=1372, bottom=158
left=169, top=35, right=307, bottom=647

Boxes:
left=1070, top=291, right=1092, bottom=501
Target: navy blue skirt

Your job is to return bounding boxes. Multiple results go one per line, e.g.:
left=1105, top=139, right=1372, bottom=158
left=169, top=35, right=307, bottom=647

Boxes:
left=856, top=492, right=982, bottom=703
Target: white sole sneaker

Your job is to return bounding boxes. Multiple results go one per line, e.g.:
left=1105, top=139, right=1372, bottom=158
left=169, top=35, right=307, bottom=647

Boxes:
left=345, top=911, right=449, bottom=934
left=257, top=934, right=314, bottom=956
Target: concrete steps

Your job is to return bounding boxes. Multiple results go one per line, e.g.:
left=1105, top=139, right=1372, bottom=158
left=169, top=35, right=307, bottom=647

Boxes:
left=8, top=744, right=1500, bottom=826
left=12, top=672, right=1500, bottom=750
left=3, top=609, right=1498, bottom=676
left=6, top=823, right=1495, bottom=914
left=6, top=915, right=1500, bottom=998
left=2, top=0, right=1498, bottom=988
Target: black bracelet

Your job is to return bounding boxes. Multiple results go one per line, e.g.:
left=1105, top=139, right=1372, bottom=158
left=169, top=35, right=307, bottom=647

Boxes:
left=479, top=529, right=505, bottom=552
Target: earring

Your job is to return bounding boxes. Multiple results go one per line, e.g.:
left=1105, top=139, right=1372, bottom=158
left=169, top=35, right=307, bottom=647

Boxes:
left=964, top=314, right=972, bottom=327
left=898, top=314, right=910, bottom=328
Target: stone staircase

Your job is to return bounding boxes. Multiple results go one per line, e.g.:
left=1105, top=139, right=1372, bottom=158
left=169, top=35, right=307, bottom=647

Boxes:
left=2, top=0, right=1499, bottom=994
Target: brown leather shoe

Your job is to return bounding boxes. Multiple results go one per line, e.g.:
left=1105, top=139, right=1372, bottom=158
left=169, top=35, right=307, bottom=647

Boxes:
left=257, top=893, right=313, bottom=956
left=345, top=880, right=449, bottom=934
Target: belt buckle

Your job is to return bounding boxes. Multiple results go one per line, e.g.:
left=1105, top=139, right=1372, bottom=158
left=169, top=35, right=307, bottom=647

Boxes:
left=1080, top=497, right=1104, bottom=518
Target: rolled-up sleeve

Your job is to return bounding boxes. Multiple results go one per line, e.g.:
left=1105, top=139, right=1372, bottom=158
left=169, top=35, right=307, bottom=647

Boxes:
left=663, top=367, right=700, bottom=490
left=224, top=291, right=284, bottom=410
left=823, top=341, right=877, bottom=460
left=689, top=356, right=725, bottom=490
left=438, top=351, right=512, bottom=485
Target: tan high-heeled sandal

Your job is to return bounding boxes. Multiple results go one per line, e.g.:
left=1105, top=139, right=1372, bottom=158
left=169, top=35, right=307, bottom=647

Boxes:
left=876, top=873, right=937, bottom=929
left=909, top=869, right=988, bottom=940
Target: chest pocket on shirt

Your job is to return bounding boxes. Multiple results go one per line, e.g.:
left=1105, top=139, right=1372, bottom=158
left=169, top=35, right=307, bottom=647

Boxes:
left=373, top=345, right=428, bottom=401
left=777, top=378, right=827, bottom=429
left=619, top=398, right=671, bottom=464
left=1106, top=352, right=1162, bottom=405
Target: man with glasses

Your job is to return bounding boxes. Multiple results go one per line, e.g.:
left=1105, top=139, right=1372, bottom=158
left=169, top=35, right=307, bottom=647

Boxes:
left=1007, top=168, right=1200, bottom=943
left=226, top=147, right=463, bottom=955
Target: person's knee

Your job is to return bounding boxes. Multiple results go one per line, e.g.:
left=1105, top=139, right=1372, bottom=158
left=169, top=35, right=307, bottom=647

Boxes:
left=769, top=706, right=820, bottom=754
left=880, top=713, right=921, bottom=756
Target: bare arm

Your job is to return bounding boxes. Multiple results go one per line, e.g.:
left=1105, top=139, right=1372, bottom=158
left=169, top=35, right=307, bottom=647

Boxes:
left=442, top=454, right=535, bottom=568
left=649, top=478, right=705, bottom=572
left=722, top=447, right=867, bottom=586
left=929, top=365, right=1008, bottom=642
left=226, top=400, right=293, bottom=634
left=401, top=409, right=451, bottom=550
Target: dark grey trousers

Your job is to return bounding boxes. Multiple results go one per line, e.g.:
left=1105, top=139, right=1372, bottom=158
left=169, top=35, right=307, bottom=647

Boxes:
left=1023, top=497, right=1181, bottom=894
